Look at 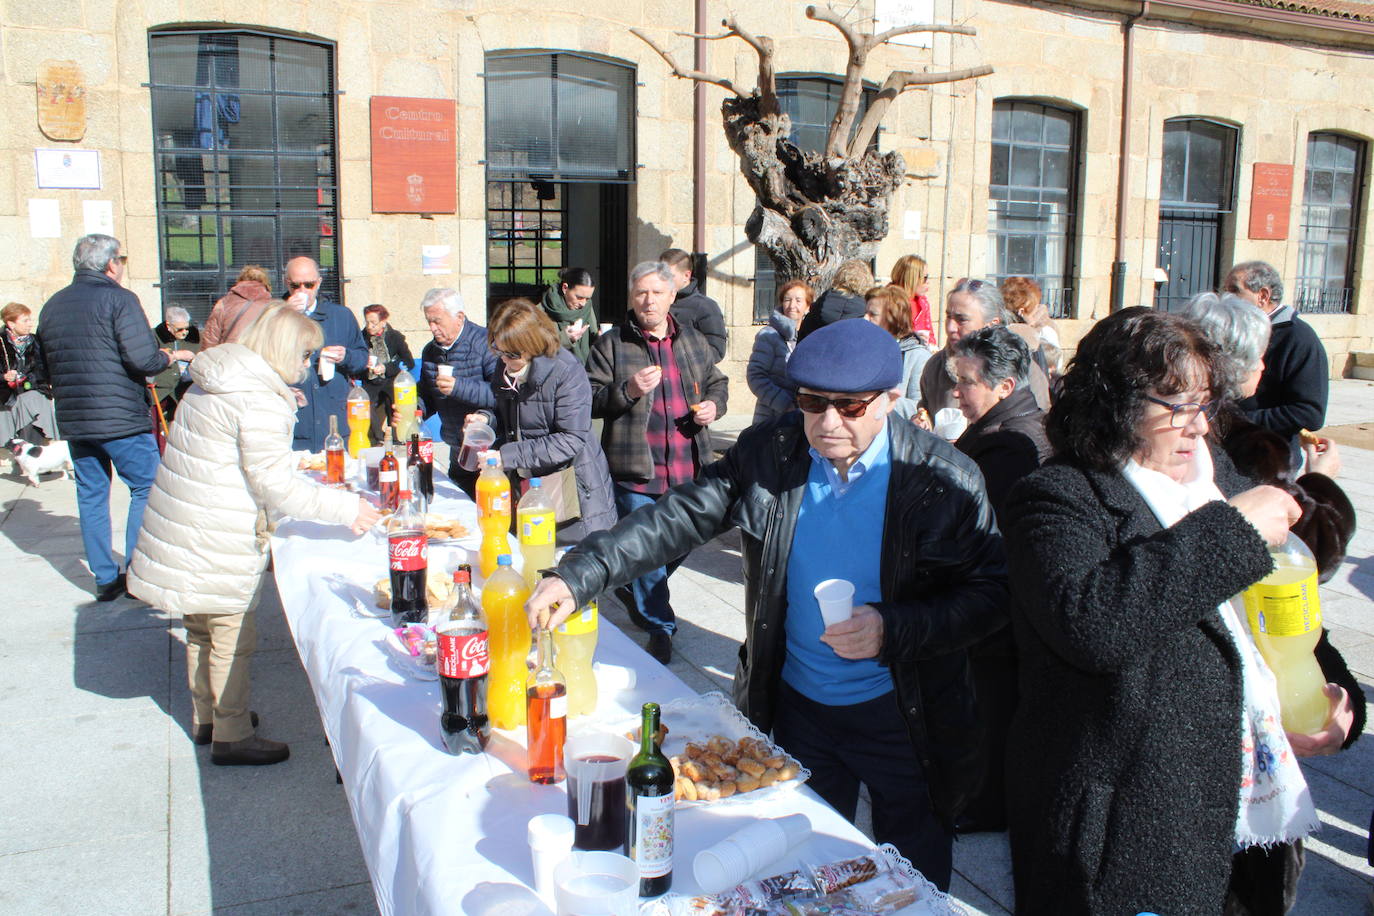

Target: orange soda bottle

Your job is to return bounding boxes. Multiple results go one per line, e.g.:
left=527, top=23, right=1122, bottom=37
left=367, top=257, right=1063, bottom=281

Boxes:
left=346, top=385, right=371, bottom=457
left=483, top=554, right=532, bottom=730
left=476, top=456, right=512, bottom=534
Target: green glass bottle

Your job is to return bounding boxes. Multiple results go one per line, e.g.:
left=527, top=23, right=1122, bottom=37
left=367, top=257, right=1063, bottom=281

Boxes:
left=625, top=702, right=674, bottom=896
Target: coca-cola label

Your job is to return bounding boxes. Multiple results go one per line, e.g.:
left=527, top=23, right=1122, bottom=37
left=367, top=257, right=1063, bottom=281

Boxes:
left=388, top=534, right=428, bottom=571
left=438, top=629, right=490, bottom=678
left=419, top=440, right=434, bottom=464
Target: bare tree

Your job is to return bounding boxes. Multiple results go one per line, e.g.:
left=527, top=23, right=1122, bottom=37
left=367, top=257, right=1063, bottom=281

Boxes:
left=634, top=5, right=991, bottom=292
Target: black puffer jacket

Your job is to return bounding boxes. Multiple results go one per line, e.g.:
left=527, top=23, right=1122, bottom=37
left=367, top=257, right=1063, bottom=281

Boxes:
left=38, top=270, right=170, bottom=441
left=670, top=279, right=727, bottom=361
left=554, top=414, right=1009, bottom=827
left=1002, top=455, right=1273, bottom=916
left=954, top=388, right=1051, bottom=526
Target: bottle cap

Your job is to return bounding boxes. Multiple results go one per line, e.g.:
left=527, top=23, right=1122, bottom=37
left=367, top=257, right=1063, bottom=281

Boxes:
left=530, top=477, right=542, bottom=486
left=452, top=568, right=471, bottom=584
left=497, top=554, right=512, bottom=566
left=486, top=456, right=497, bottom=467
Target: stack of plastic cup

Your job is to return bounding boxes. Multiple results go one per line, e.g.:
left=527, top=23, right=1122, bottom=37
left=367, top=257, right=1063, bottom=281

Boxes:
left=527, top=814, right=575, bottom=905
left=693, top=814, right=813, bottom=894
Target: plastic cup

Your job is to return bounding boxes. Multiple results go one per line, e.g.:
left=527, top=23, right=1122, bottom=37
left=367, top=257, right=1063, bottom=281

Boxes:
left=553, top=851, right=638, bottom=916
left=359, top=447, right=383, bottom=490
left=458, top=422, right=495, bottom=472
left=529, top=814, right=576, bottom=905
left=437, top=364, right=454, bottom=378
left=933, top=407, right=968, bottom=442
left=319, top=356, right=335, bottom=382
left=693, top=814, right=812, bottom=894
left=564, top=733, right=635, bottom=851
left=814, top=578, right=854, bottom=627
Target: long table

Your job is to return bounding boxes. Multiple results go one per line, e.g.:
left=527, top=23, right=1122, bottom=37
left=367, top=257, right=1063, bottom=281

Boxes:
left=272, top=472, right=967, bottom=916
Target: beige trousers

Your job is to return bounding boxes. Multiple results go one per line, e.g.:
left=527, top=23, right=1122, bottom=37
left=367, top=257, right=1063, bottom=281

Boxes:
left=184, top=611, right=257, bottom=743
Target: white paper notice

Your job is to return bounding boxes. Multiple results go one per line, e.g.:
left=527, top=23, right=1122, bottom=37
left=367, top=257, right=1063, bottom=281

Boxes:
left=28, top=199, right=61, bottom=238
left=421, top=245, right=452, bottom=275
left=902, top=210, right=922, bottom=242
left=83, top=200, right=114, bottom=235
left=34, top=148, right=101, bottom=190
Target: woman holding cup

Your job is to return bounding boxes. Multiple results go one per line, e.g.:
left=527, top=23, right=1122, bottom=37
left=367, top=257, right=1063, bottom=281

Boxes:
left=540, top=267, right=599, bottom=366
left=359, top=304, right=414, bottom=445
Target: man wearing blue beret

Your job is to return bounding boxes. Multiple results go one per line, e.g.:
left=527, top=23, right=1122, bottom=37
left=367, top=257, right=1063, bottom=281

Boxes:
left=527, top=318, right=1008, bottom=889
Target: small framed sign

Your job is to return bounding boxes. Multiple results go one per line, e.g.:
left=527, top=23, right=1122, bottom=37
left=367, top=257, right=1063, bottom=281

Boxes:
left=35, top=148, right=101, bottom=190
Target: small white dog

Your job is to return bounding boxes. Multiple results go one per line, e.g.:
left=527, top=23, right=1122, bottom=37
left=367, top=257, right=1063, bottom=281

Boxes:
left=6, top=438, right=73, bottom=487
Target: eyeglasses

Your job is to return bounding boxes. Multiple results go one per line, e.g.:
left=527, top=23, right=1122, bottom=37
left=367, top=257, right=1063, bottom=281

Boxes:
left=953, top=278, right=985, bottom=293
left=287, top=279, right=320, bottom=291
left=795, top=391, right=885, bottom=418
left=112, top=255, right=129, bottom=265
left=302, top=350, right=316, bottom=362
left=169, top=325, right=190, bottom=335
left=490, top=347, right=522, bottom=360
left=1143, top=394, right=1219, bottom=428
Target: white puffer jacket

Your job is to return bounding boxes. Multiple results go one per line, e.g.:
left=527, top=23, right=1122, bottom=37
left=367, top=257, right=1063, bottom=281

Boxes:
left=128, top=343, right=358, bottom=615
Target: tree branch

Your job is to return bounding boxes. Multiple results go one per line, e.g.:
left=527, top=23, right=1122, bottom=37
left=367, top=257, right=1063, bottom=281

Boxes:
left=630, top=27, right=743, bottom=96
left=723, top=16, right=779, bottom=117
left=846, top=65, right=995, bottom=158
left=873, top=22, right=977, bottom=43
left=805, top=5, right=869, bottom=157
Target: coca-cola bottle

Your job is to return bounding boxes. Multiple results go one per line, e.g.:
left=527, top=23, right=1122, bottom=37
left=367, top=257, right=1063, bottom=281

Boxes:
left=415, top=410, right=434, bottom=504
left=386, top=466, right=428, bottom=626
left=437, top=564, right=490, bottom=755
left=378, top=425, right=400, bottom=512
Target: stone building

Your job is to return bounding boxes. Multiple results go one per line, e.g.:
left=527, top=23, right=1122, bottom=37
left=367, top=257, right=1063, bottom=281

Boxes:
left=2, top=0, right=1371, bottom=395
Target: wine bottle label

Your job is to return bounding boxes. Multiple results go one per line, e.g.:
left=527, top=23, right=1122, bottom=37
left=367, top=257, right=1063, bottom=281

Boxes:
left=549, top=694, right=567, bottom=719
left=520, top=510, right=556, bottom=546
left=437, top=629, right=489, bottom=677
left=556, top=602, right=598, bottom=636
left=388, top=534, right=428, bottom=571
left=1243, top=572, right=1322, bottom=637
left=379, top=470, right=399, bottom=483
left=632, top=792, right=673, bottom=878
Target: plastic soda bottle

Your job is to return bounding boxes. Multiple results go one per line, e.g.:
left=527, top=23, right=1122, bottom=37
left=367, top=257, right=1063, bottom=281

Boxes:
left=517, top=478, right=557, bottom=590
left=476, top=456, right=512, bottom=535
left=483, top=554, right=532, bottom=730
left=346, top=385, right=371, bottom=457
left=479, top=524, right=512, bottom=579
left=393, top=368, right=418, bottom=441
left=1242, top=534, right=1328, bottom=733
left=323, top=414, right=345, bottom=486
left=554, top=599, right=599, bottom=718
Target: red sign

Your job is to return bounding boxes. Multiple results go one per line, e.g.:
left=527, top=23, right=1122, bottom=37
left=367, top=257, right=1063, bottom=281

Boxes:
left=370, top=97, right=456, bottom=213
left=1248, top=163, right=1294, bottom=240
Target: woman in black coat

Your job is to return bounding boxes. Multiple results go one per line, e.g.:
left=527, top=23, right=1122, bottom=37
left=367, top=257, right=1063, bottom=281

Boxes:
left=465, top=298, right=616, bottom=543
left=360, top=304, right=414, bottom=444
left=1002, top=308, right=1348, bottom=916
left=1, top=301, right=56, bottom=443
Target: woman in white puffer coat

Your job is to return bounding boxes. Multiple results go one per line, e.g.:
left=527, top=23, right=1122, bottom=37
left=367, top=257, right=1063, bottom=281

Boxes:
left=129, top=302, right=380, bottom=766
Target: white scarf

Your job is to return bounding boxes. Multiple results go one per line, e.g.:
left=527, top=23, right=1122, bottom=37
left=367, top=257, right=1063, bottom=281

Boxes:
left=1121, top=440, right=1319, bottom=847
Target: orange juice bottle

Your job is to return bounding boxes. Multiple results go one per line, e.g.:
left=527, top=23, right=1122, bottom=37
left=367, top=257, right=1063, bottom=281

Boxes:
left=476, top=456, right=512, bottom=534
left=483, top=554, right=532, bottom=730
left=479, top=525, right=512, bottom=579
left=346, top=385, right=371, bottom=457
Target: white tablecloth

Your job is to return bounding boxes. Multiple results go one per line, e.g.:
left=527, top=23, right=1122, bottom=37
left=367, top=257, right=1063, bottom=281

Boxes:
left=272, top=474, right=958, bottom=916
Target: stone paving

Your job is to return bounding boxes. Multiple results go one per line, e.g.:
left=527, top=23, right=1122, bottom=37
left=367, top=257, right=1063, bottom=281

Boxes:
left=1, top=379, right=1371, bottom=915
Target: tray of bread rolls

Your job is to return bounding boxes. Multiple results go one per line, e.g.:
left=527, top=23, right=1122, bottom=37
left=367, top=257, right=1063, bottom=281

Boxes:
left=614, top=691, right=808, bottom=807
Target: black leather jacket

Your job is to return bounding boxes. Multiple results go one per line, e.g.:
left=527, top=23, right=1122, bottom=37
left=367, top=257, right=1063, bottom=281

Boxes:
left=555, top=413, right=1009, bottom=825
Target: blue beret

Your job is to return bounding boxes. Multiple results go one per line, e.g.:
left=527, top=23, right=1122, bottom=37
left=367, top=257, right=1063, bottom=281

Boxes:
left=787, top=318, right=903, bottom=393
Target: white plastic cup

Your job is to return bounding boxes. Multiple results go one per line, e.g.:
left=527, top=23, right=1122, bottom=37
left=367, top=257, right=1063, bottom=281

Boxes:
left=933, top=406, right=968, bottom=442
left=553, top=850, right=639, bottom=916
left=693, top=814, right=812, bottom=894
left=437, top=364, right=454, bottom=378
left=814, top=578, right=855, bottom=627
left=318, top=356, right=335, bottom=382
left=528, top=813, right=576, bottom=905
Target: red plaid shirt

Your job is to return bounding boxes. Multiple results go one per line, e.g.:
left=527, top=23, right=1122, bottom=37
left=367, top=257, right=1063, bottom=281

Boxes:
left=622, top=315, right=699, bottom=495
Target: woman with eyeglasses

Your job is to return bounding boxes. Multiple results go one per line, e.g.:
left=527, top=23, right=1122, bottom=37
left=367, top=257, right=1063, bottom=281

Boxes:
left=863, top=285, right=929, bottom=421
left=462, top=298, right=617, bottom=542
left=999, top=307, right=1332, bottom=915
left=129, top=301, right=380, bottom=767
left=359, top=304, right=415, bottom=445
left=747, top=279, right=813, bottom=425
left=152, top=306, right=201, bottom=419
left=0, top=301, right=57, bottom=445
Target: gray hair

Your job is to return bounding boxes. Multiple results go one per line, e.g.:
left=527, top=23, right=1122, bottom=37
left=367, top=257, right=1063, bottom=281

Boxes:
left=946, top=325, right=1031, bottom=390
left=165, top=306, right=191, bottom=325
left=1181, top=291, right=1271, bottom=399
left=629, top=261, right=675, bottom=290
left=1227, top=260, right=1284, bottom=305
left=950, top=277, right=1015, bottom=326
left=420, top=287, right=463, bottom=316
left=73, top=234, right=121, bottom=272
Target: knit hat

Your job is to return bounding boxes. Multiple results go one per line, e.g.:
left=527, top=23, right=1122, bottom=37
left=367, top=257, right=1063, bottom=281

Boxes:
left=787, top=318, right=903, bottom=393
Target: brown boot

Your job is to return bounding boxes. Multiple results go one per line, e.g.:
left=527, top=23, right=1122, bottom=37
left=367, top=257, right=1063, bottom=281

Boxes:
left=211, top=734, right=290, bottom=766
left=192, top=711, right=259, bottom=746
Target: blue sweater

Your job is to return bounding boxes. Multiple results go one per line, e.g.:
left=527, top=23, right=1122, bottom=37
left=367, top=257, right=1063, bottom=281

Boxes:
left=292, top=299, right=368, bottom=450
left=418, top=319, right=497, bottom=447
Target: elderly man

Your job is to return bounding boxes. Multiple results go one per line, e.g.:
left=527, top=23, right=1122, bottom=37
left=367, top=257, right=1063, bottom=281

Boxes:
left=38, top=234, right=192, bottom=600
left=415, top=288, right=496, bottom=496
left=585, top=261, right=728, bottom=663
left=660, top=248, right=727, bottom=362
left=282, top=256, right=367, bottom=451
left=1224, top=260, right=1328, bottom=467
left=529, top=318, right=1006, bottom=887
left=152, top=306, right=201, bottom=418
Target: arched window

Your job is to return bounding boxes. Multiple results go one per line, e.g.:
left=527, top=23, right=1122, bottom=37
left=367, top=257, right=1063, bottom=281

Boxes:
left=1154, top=118, right=1238, bottom=312
left=149, top=29, right=340, bottom=319
left=1297, top=132, right=1365, bottom=314
left=988, top=99, right=1081, bottom=318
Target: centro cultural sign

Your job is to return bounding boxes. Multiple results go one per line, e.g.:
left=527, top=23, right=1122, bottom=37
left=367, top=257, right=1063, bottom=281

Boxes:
left=370, top=96, right=457, bottom=214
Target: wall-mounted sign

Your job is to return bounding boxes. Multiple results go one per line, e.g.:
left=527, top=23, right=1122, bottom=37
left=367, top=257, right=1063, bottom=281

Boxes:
left=1248, top=163, right=1294, bottom=240
left=370, top=97, right=456, bottom=214
left=35, top=148, right=101, bottom=189
left=37, top=60, right=86, bottom=141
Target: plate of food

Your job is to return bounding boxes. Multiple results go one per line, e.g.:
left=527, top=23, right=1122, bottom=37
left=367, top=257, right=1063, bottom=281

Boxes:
left=611, top=692, right=808, bottom=807
left=373, top=569, right=455, bottom=614
left=423, top=514, right=472, bottom=544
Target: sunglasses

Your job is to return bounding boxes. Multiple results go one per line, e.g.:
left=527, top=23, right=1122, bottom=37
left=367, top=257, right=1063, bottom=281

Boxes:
left=287, top=279, right=320, bottom=291
left=795, top=391, right=885, bottom=418
left=112, top=255, right=129, bottom=265
left=953, top=277, right=985, bottom=293
left=490, top=347, right=522, bottom=360
left=170, top=325, right=190, bottom=334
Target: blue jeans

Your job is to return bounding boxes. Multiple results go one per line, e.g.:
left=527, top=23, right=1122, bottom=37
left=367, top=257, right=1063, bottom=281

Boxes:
left=613, top=484, right=683, bottom=636
left=70, top=433, right=160, bottom=586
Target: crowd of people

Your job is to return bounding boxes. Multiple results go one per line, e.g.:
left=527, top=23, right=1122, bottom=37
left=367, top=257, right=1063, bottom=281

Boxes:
left=17, top=231, right=1366, bottom=912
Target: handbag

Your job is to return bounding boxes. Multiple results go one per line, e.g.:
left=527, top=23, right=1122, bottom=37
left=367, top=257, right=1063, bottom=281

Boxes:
left=519, top=463, right=580, bottom=523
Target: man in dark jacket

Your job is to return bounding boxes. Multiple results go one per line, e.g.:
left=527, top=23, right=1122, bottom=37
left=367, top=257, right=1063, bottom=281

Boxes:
left=530, top=318, right=1007, bottom=890
left=284, top=256, right=368, bottom=451
left=660, top=248, right=727, bottom=362
left=585, top=261, right=729, bottom=664
left=1225, top=260, right=1328, bottom=468
left=415, top=287, right=496, bottom=497
left=39, top=234, right=190, bottom=601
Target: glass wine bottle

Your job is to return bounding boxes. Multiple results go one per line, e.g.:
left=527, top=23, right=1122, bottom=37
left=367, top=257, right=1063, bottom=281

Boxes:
left=625, top=702, right=673, bottom=896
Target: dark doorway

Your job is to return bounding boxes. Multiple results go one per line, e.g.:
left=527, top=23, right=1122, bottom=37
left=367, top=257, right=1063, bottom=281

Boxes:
left=1154, top=118, right=1237, bottom=312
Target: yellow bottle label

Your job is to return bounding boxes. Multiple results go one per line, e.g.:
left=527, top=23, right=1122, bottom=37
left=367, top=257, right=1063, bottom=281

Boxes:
left=1243, top=569, right=1322, bottom=637
left=520, top=510, right=556, bottom=546
left=556, top=602, right=598, bottom=636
